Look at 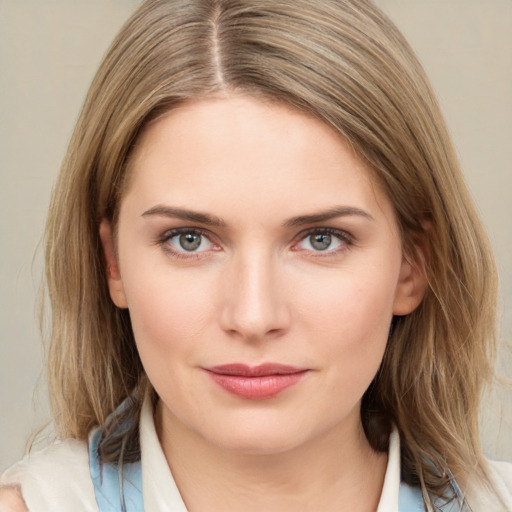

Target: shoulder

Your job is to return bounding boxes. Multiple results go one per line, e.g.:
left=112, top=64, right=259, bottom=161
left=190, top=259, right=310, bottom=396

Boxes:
left=489, top=459, right=512, bottom=478
left=1, top=438, right=98, bottom=512
left=464, top=459, right=512, bottom=512
left=488, top=459, right=512, bottom=494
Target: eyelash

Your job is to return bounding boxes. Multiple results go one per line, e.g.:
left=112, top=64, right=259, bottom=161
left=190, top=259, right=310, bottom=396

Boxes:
left=156, top=227, right=354, bottom=259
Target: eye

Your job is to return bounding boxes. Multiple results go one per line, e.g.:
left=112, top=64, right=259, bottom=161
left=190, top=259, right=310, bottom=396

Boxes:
left=164, top=229, right=214, bottom=253
left=295, top=229, right=350, bottom=253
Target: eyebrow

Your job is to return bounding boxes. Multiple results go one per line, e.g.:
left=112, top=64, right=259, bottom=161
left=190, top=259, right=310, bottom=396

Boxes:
left=142, top=204, right=374, bottom=228
left=284, top=206, right=374, bottom=227
left=142, top=205, right=227, bottom=227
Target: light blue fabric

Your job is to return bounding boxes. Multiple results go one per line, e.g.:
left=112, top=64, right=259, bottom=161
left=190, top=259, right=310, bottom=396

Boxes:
left=399, top=482, right=426, bottom=511
left=88, top=426, right=143, bottom=512
left=399, top=480, right=467, bottom=511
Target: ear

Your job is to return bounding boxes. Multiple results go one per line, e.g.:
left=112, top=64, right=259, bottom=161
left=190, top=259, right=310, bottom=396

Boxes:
left=99, top=219, right=128, bottom=309
left=393, top=243, right=428, bottom=316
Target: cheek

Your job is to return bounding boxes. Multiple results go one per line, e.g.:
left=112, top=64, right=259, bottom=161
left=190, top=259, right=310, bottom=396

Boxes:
left=294, top=265, right=398, bottom=386
left=121, top=260, right=216, bottom=363
left=298, top=263, right=397, bottom=337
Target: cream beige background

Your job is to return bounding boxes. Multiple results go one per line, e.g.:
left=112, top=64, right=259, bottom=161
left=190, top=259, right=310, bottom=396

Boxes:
left=0, top=0, right=511, bottom=470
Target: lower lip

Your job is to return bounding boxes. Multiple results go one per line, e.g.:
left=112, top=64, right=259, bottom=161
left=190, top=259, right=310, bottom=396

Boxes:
left=207, top=371, right=307, bottom=400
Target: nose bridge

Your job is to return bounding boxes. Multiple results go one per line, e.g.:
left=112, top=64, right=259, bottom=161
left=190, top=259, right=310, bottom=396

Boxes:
left=220, top=245, right=289, bottom=340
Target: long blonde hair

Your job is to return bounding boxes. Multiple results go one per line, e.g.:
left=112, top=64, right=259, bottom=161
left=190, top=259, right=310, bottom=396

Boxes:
left=45, top=0, right=498, bottom=508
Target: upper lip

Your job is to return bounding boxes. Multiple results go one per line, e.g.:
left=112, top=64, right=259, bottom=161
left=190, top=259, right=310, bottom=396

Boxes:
left=207, top=363, right=307, bottom=377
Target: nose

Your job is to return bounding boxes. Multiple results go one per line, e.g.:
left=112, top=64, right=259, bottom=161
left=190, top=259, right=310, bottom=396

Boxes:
left=219, top=250, right=291, bottom=342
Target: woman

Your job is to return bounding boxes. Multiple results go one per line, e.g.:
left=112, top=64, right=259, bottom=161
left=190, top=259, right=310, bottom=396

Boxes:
left=1, top=0, right=511, bottom=510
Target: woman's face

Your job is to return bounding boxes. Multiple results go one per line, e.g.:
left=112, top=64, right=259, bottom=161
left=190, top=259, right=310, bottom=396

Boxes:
left=102, top=96, right=424, bottom=454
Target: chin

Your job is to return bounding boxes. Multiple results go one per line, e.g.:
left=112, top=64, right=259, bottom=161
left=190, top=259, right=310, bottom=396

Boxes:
left=200, top=415, right=319, bottom=456
left=214, top=432, right=304, bottom=456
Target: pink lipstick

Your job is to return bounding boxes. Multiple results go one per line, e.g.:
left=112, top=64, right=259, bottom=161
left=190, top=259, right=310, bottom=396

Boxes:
left=205, top=363, right=308, bottom=400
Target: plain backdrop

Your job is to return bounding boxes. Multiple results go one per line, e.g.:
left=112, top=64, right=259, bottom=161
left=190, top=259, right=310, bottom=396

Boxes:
left=1, top=0, right=511, bottom=470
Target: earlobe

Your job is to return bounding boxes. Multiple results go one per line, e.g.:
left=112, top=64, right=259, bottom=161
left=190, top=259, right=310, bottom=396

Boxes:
left=393, top=248, right=428, bottom=316
left=99, top=219, right=128, bottom=309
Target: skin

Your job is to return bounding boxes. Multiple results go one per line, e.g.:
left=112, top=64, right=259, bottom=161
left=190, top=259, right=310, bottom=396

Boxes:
left=0, top=487, right=27, bottom=512
left=101, top=96, right=426, bottom=511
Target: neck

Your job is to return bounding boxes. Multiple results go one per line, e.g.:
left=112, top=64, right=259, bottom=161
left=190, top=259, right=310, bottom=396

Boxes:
left=155, top=403, right=388, bottom=512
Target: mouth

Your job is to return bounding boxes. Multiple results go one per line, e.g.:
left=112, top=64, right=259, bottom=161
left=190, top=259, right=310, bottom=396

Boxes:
left=205, top=363, right=309, bottom=400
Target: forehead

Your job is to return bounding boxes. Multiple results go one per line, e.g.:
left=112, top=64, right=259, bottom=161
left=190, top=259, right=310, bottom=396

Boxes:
left=122, top=95, right=394, bottom=223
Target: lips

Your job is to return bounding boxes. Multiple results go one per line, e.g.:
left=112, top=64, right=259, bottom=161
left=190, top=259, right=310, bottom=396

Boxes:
left=205, top=363, right=308, bottom=400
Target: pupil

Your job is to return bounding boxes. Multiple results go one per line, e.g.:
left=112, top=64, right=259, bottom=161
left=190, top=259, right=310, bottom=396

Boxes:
left=311, top=233, right=331, bottom=251
left=180, top=233, right=201, bottom=251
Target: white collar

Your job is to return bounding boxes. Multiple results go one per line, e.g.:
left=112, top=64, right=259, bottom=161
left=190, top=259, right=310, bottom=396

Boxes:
left=377, top=428, right=401, bottom=512
left=140, top=397, right=188, bottom=511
